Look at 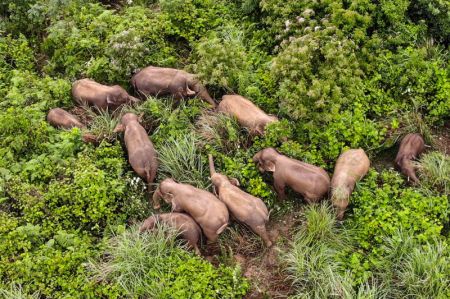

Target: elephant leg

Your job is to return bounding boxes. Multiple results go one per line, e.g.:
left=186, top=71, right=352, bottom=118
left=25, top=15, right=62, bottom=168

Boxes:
left=252, top=224, right=272, bottom=247
left=274, top=178, right=286, bottom=200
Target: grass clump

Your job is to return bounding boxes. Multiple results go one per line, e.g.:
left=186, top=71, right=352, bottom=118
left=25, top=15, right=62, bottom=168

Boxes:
left=157, top=133, right=209, bottom=188
left=90, top=225, right=249, bottom=298
left=417, top=151, right=450, bottom=195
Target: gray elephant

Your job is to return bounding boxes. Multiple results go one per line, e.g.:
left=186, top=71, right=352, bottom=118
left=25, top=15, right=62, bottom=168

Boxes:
left=72, top=78, right=139, bottom=111
left=140, top=213, right=202, bottom=254
left=114, top=113, right=158, bottom=203
left=253, top=148, right=330, bottom=203
left=331, top=149, right=370, bottom=220
left=395, top=133, right=425, bottom=183
left=47, top=108, right=97, bottom=143
left=153, top=178, right=229, bottom=242
left=218, top=95, right=278, bottom=135
left=209, top=155, right=272, bottom=246
left=131, top=66, right=216, bottom=107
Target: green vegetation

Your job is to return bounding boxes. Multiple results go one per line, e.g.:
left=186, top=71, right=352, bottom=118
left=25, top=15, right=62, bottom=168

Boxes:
left=1, top=0, right=448, bottom=297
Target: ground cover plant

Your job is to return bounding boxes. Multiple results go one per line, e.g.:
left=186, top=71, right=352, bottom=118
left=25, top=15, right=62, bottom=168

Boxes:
left=0, top=0, right=448, bottom=298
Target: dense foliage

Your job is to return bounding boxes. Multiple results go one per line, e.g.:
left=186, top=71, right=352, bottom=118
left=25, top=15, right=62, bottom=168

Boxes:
left=0, top=0, right=448, bottom=297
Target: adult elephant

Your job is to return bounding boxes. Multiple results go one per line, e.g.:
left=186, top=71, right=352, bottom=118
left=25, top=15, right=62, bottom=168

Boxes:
left=131, top=66, right=216, bottom=107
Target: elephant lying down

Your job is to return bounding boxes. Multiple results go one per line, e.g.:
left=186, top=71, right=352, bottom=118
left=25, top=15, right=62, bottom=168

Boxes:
left=131, top=66, right=216, bottom=108
left=153, top=178, right=229, bottom=242
left=46, top=108, right=97, bottom=143
left=209, top=155, right=272, bottom=247
left=140, top=213, right=202, bottom=254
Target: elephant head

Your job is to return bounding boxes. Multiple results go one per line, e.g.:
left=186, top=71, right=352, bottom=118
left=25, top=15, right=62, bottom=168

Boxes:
left=188, top=78, right=216, bottom=108
left=152, top=178, right=177, bottom=210
left=139, top=215, right=159, bottom=232
left=113, top=112, right=142, bottom=133
left=208, top=155, right=239, bottom=193
left=253, top=148, right=279, bottom=173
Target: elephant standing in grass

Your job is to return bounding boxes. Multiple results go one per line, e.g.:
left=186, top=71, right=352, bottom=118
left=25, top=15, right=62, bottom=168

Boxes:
left=253, top=148, right=330, bottom=203
left=131, top=66, right=216, bottom=108
left=140, top=213, right=202, bottom=254
left=209, top=155, right=272, bottom=247
left=395, top=133, right=425, bottom=183
left=114, top=113, right=158, bottom=203
left=153, top=178, right=229, bottom=242
left=331, top=149, right=370, bottom=220
left=72, top=79, right=139, bottom=111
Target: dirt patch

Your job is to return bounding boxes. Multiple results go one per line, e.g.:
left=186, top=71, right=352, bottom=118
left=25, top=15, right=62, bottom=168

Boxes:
left=434, top=121, right=450, bottom=154
left=69, top=106, right=94, bottom=126
left=202, top=209, right=303, bottom=298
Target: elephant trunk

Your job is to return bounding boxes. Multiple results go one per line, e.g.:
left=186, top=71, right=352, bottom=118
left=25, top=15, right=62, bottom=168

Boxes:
left=192, top=81, right=216, bottom=108
left=152, top=186, right=162, bottom=210
left=208, top=154, right=216, bottom=175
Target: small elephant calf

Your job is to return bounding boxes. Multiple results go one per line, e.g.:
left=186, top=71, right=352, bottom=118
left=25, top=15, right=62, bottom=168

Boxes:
left=218, top=95, right=278, bottom=135
left=253, top=148, right=330, bottom=203
left=140, top=213, right=202, bottom=254
left=331, top=149, right=370, bottom=220
left=153, top=178, right=229, bottom=242
left=72, top=78, right=139, bottom=111
left=47, top=108, right=97, bottom=143
left=114, top=113, right=158, bottom=203
left=395, top=133, right=425, bottom=183
left=131, top=66, right=216, bottom=107
left=209, top=155, right=272, bottom=247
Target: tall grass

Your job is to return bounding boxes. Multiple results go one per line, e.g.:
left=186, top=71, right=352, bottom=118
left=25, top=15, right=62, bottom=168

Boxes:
left=378, top=229, right=450, bottom=298
left=0, top=284, right=39, bottom=299
left=416, top=151, right=449, bottom=195
left=157, top=133, right=210, bottom=188
left=84, top=106, right=121, bottom=142
left=89, top=225, right=181, bottom=298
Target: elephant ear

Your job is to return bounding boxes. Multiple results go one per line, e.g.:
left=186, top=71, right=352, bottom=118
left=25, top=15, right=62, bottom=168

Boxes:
left=265, top=161, right=276, bottom=172
left=255, top=123, right=265, bottom=135
left=229, top=178, right=240, bottom=186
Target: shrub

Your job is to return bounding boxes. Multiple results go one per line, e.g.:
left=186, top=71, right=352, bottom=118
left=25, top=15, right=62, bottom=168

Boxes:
left=90, top=226, right=249, bottom=298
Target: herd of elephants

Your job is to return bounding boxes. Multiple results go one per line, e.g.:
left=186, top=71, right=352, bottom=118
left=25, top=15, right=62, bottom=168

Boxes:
left=46, top=66, right=426, bottom=254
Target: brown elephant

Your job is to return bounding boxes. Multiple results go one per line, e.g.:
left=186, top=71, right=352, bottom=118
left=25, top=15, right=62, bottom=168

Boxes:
left=47, top=108, right=97, bottom=143
left=253, top=148, right=330, bottom=203
left=72, top=78, right=139, bottom=111
left=331, top=149, right=370, bottom=220
left=131, top=66, right=216, bottom=107
left=114, top=113, right=158, bottom=202
left=140, top=213, right=202, bottom=254
left=153, top=178, right=229, bottom=242
left=208, top=155, right=272, bottom=246
left=218, top=95, right=278, bottom=135
left=395, top=133, right=425, bottom=183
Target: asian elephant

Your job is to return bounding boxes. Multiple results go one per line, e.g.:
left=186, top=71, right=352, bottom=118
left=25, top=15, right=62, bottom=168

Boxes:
left=131, top=66, right=216, bottom=108
left=47, top=108, right=97, bottom=143
left=140, top=213, right=202, bottom=254
left=253, top=148, right=330, bottom=203
left=218, top=95, right=278, bottom=135
left=153, top=178, right=229, bottom=242
left=208, top=155, right=272, bottom=247
left=114, top=113, right=158, bottom=202
left=72, top=78, right=139, bottom=111
left=331, top=149, right=370, bottom=220
left=395, top=133, right=425, bottom=183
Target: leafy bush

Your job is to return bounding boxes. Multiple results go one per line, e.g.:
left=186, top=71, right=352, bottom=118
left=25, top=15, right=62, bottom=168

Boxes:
left=90, top=226, right=249, bottom=298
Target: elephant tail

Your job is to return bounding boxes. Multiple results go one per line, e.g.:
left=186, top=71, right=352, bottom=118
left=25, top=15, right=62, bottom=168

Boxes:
left=216, top=222, right=228, bottom=235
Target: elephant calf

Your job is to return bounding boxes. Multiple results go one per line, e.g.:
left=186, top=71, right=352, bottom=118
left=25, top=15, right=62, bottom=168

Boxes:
left=140, top=213, right=202, bottom=254
left=72, top=78, right=139, bottom=111
left=131, top=66, right=216, bottom=107
left=218, top=95, right=278, bottom=135
left=209, top=155, right=272, bottom=246
left=153, top=178, right=229, bottom=242
left=114, top=113, right=158, bottom=202
left=331, top=149, right=370, bottom=220
left=395, top=133, right=425, bottom=183
left=253, top=148, right=330, bottom=203
left=47, top=108, right=97, bottom=143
